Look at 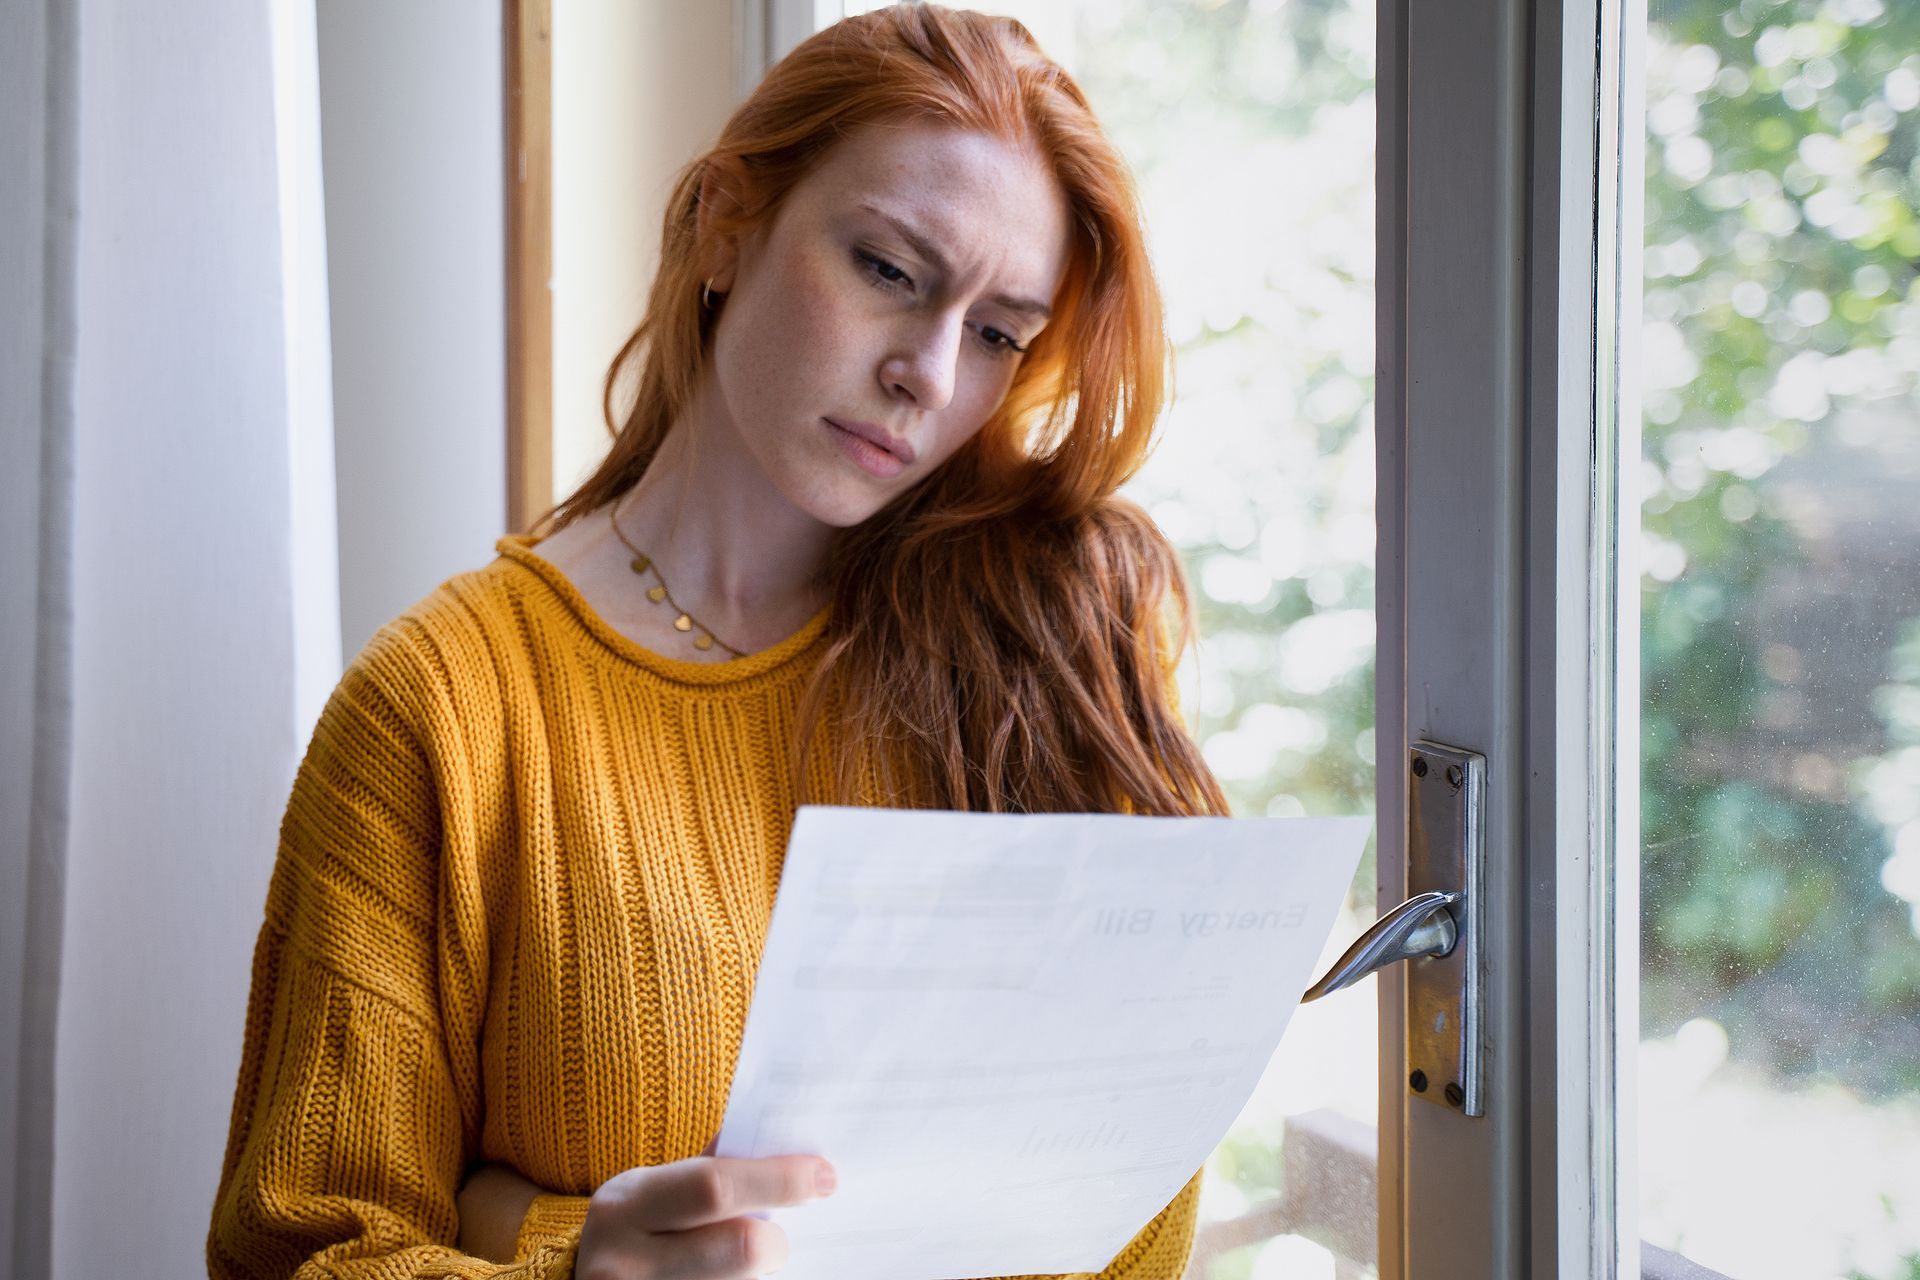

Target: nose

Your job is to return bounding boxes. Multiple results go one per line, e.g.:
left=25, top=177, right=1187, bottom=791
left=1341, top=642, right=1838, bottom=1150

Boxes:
left=878, top=313, right=962, bottom=413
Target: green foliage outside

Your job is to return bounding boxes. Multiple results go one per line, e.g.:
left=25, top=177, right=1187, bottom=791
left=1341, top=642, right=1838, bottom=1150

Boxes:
left=1637, top=0, right=1920, bottom=1094
left=1851, top=1254, right=1920, bottom=1280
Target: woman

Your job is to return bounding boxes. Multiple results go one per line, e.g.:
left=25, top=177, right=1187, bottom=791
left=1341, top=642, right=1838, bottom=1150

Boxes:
left=208, top=5, right=1226, bottom=1277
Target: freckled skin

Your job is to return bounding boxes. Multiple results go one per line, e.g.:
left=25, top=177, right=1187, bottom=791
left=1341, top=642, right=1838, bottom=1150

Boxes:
left=704, top=123, right=1075, bottom=528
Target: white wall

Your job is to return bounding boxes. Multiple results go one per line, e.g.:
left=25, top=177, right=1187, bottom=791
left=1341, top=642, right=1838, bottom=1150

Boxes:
left=42, top=0, right=341, bottom=1275
left=551, top=2, right=737, bottom=506
left=322, top=1, right=735, bottom=654
left=318, top=0, right=506, bottom=662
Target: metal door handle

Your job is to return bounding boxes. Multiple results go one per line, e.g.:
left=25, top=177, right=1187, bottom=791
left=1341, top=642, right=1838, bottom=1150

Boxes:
left=1315, top=741, right=1487, bottom=1116
left=1301, top=890, right=1460, bottom=1002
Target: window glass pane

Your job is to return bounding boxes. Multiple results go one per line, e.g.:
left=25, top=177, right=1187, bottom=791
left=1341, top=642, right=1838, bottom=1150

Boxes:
left=1636, top=2, right=1920, bottom=1275
left=838, top=3, right=1379, bottom=1275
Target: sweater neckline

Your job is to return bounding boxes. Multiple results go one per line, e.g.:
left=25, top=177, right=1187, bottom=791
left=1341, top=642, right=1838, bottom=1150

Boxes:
left=493, top=534, right=831, bottom=684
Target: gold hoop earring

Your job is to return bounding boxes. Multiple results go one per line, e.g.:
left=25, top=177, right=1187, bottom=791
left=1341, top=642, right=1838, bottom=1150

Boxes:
left=701, top=278, right=720, bottom=309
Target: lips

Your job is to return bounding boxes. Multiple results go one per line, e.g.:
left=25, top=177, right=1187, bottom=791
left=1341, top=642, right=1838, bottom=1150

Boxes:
left=825, top=418, right=917, bottom=466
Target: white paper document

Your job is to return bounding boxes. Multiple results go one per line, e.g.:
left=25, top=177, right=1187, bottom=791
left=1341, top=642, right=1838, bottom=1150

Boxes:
left=714, top=805, right=1372, bottom=1280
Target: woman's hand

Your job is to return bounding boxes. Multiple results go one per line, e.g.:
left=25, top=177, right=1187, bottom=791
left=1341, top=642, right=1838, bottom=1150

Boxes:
left=456, top=1161, right=546, bottom=1262
left=574, top=1153, right=836, bottom=1280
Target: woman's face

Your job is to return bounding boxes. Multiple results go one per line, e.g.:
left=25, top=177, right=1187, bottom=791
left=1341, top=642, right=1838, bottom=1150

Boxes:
left=702, top=122, right=1074, bottom=528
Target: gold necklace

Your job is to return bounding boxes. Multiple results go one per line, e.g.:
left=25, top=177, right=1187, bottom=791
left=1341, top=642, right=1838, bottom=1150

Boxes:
left=607, top=505, right=746, bottom=658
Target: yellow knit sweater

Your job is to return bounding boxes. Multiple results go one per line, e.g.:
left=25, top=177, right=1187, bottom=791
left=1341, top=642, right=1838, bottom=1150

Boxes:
left=208, top=534, right=1203, bottom=1279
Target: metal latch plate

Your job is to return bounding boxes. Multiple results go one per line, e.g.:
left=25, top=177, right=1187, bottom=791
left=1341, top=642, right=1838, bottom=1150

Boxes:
left=1406, top=740, right=1486, bottom=1116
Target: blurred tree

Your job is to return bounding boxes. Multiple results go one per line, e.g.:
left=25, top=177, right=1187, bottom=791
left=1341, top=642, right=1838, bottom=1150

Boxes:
left=1077, top=0, right=1378, bottom=828
left=1639, top=0, right=1920, bottom=1091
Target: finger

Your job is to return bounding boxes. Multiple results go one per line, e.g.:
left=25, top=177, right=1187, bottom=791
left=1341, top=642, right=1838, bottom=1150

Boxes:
left=654, top=1216, right=790, bottom=1280
left=634, top=1155, right=832, bottom=1232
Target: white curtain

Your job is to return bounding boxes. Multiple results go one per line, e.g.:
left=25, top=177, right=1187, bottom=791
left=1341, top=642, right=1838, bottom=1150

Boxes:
left=3, top=1, right=341, bottom=1273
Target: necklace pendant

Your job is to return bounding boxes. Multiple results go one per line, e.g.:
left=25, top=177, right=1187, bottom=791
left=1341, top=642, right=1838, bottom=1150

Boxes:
left=693, top=633, right=714, bottom=651
left=646, top=585, right=667, bottom=603
left=628, top=555, right=650, bottom=574
left=674, top=614, right=694, bottom=632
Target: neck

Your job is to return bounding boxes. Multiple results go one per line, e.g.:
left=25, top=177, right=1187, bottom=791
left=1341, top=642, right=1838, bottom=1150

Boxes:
left=610, top=382, right=837, bottom=645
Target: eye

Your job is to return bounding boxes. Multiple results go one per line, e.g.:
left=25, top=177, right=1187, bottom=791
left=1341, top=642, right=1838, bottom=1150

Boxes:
left=854, top=248, right=912, bottom=291
left=974, top=324, right=1029, bottom=358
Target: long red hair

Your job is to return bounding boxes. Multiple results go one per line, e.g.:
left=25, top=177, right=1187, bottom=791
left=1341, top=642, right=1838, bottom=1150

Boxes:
left=536, top=2, right=1226, bottom=818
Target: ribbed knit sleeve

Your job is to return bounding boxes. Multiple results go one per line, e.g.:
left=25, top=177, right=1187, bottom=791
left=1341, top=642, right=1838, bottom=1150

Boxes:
left=512, top=1195, right=590, bottom=1262
left=207, top=651, right=576, bottom=1279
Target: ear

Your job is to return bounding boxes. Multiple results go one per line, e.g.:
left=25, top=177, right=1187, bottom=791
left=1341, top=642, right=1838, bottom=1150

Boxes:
left=696, top=156, right=753, bottom=294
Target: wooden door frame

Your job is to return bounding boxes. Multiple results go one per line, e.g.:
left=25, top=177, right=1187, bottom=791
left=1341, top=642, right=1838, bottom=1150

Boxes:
left=504, top=0, right=552, bottom=535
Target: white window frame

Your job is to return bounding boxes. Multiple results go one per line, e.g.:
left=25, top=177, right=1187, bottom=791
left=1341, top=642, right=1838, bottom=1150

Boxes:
left=1382, top=0, right=1620, bottom=1274
left=735, top=0, right=842, bottom=99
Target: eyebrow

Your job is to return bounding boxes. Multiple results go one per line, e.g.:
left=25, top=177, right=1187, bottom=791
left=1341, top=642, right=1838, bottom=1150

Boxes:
left=857, top=202, right=1054, bottom=322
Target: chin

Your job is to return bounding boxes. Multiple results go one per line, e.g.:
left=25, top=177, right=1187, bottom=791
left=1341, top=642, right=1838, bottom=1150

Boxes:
left=786, top=476, right=894, bottom=530
left=811, top=493, right=893, bottom=530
